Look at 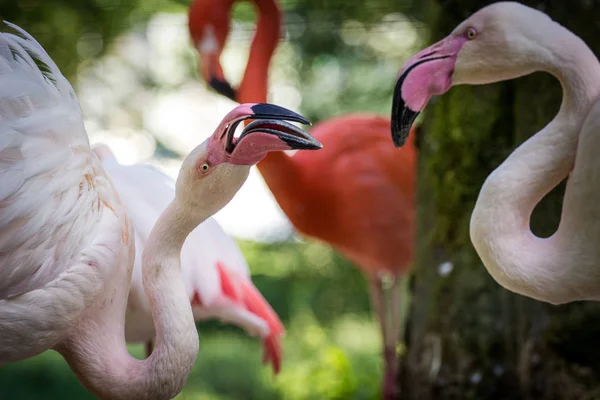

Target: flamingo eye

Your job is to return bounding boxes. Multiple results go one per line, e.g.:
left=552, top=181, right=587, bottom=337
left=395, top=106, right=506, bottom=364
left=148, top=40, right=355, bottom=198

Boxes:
left=466, top=27, right=477, bottom=40
left=199, top=163, right=210, bottom=173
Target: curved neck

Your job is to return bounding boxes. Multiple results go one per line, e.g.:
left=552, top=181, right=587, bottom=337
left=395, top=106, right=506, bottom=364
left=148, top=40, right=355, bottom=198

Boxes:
left=256, top=151, right=300, bottom=196
left=60, top=201, right=202, bottom=399
left=236, top=0, right=281, bottom=104
left=235, top=0, right=297, bottom=195
left=470, top=27, right=600, bottom=303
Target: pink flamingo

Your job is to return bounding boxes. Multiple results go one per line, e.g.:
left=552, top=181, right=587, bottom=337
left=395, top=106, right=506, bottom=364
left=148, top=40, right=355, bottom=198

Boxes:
left=189, top=1, right=417, bottom=398
left=0, top=22, right=319, bottom=399
left=93, top=144, right=285, bottom=373
left=391, top=2, right=600, bottom=304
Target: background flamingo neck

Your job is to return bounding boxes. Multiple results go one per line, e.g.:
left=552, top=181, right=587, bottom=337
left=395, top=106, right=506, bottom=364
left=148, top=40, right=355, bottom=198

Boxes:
left=256, top=151, right=300, bottom=198
left=235, top=0, right=299, bottom=198
left=470, top=29, right=600, bottom=303
left=237, top=0, right=281, bottom=103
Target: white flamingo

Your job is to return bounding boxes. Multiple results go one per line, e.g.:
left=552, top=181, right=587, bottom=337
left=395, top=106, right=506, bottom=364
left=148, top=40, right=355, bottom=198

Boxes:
left=391, top=1, right=600, bottom=304
left=0, top=22, right=320, bottom=399
left=93, top=144, right=285, bottom=373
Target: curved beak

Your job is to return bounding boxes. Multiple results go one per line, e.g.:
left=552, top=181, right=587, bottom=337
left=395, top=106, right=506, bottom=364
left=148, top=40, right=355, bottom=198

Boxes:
left=208, top=103, right=320, bottom=166
left=226, top=103, right=319, bottom=152
left=223, top=103, right=320, bottom=153
left=199, top=53, right=237, bottom=101
left=209, top=75, right=237, bottom=101
left=240, top=118, right=321, bottom=150
left=391, top=55, right=450, bottom=147
left=391, top=36, right=465, bottom=147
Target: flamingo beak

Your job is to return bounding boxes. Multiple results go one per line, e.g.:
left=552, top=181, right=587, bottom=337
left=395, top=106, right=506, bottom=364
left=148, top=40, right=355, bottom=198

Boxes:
left=209, top=75, right=237, bottom=102
left=199, top=53, right=237, bottom=101
left=207, top=103, right=321, bottom=166
left=391, top=36, right=466, bottom=147
left=224, top=103, right=321, bottom=154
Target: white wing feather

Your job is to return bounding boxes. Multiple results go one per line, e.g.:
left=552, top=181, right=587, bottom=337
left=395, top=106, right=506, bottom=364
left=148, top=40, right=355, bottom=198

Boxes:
left=0, top=23, right=126, bottom=361
left=0, top=22, right=114, bottom=299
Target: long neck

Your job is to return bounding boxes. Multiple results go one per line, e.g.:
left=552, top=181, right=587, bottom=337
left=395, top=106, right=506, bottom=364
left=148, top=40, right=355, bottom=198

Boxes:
left=237, top=0, right=281, bottom=104
left=256, top=150, right=301, bottom=198
left=236, top=0, right=299, bottom=194
left=470, top=27, right=600, bottom=304
left=60, top=201, right=203, bottom=399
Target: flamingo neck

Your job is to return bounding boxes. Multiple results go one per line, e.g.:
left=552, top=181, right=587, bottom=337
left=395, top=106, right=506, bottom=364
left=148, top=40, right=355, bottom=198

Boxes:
left=59, top=201, right=201, bottom=399
left=237, top=0, right=281, bottom=104
left=256, top=150, right=300, bottom=197
left=470, top=27, right=600, bottom=304
left=235, top=0, right=298, bottom=196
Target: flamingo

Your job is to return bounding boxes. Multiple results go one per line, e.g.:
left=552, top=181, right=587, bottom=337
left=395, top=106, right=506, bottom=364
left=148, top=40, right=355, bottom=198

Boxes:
left=391, top=1, right=600, bottom=305
left=0, top=21, right=320, bottom=399
left=92, top=144, right=285, bottom=373
left=189, top=0, right=417, bottom=398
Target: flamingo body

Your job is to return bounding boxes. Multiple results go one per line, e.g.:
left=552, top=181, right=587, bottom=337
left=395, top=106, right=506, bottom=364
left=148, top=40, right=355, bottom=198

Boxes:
left=260, top=114, right=415, bottom=276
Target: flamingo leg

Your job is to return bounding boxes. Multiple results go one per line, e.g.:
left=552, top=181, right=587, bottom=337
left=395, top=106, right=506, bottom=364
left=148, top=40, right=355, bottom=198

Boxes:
left=391, top=276, right=410, bottom=353
left=145, top=340, right=154, bottom=358
left=383, top=276, right=399, bottom=400
left=369, top=275, right=398, bottom=400
left=389, top=275, right=412, bottom=400
left=368, top=275, right=386, bottom=328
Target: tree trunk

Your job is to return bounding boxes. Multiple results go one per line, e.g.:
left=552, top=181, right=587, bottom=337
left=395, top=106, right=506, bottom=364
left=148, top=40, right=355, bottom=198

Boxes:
left=400, top=1, right=600, bottom=399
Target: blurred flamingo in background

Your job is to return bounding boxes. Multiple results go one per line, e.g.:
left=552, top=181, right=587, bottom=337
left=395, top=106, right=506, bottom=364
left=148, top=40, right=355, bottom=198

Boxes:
left=93, top=144, right=284, bottom=373
left=189, top=0, right=417, bottom=398
left=0, top=20, right=319, bottom=400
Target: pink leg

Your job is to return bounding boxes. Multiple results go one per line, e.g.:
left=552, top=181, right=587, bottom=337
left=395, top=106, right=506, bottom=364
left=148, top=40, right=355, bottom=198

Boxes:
left=369, top=275, right=398, bottom=400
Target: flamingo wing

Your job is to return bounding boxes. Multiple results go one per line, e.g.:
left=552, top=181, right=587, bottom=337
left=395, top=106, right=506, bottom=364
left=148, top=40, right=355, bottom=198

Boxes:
left=0, top=23, right=120, bottom=300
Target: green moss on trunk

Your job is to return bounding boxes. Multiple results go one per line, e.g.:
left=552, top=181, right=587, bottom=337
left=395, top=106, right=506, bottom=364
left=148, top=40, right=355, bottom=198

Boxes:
left=400, top=1, right=600, bottom=399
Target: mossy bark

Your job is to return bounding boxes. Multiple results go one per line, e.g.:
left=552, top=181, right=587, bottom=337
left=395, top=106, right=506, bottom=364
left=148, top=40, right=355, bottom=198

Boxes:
left=400, top=1, right=600, bottom=399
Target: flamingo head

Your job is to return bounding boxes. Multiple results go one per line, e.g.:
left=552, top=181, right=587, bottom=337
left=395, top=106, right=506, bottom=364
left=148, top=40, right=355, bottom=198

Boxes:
left=391, top=1, right=557, bottom=147
left=175, top=103, right=320, bottom=215
left=188, top=0, right=237, bottom=101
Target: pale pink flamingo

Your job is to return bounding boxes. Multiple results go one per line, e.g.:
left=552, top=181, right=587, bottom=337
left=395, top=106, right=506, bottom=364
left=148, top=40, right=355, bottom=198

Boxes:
left=391, top=1, right=600, bottom=304
left=0, top=22, right=319, bottom=399
left=93, top=144, right=284, bottom=373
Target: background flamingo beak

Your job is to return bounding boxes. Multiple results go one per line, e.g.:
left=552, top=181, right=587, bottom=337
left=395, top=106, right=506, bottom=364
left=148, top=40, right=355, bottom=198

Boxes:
left=200, top=53, right=237, bottom=101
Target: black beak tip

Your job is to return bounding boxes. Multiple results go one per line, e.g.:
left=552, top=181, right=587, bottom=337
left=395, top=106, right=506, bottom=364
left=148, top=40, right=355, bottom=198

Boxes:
left=391, top=124, right=412, bottom=148
left=282, top=136, right=322, bottom=151
left=305, top=139, right=323, bottom=150
left=250, top=103, right=311, bottom=125
left=209, top=76, right=237, bottom=101
left=391, top=98, right=419, bottom=148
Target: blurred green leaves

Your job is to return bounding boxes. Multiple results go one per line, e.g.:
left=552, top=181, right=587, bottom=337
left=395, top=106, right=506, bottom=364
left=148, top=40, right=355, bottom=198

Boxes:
left=0, top=0, right=187, bottom=80
left=239, top=240, right=371, bottom=325
left=276, top=0, right=426, bottom=123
